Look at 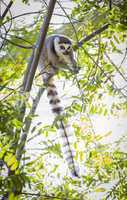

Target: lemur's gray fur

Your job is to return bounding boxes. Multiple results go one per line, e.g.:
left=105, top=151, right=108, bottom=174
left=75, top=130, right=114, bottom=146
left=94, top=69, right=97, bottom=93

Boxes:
left=39, top=35, right=79, bottom=177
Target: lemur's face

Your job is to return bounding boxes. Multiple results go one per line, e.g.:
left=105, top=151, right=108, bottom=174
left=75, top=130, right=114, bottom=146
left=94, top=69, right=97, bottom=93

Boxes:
left=54, top=36, right=79, bottom=74
left=59, top=43, right=72, bottom=54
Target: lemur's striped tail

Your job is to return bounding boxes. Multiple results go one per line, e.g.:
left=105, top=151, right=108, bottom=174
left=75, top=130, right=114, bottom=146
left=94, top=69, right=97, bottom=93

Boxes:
left=47, top=78, right=79, bottom=177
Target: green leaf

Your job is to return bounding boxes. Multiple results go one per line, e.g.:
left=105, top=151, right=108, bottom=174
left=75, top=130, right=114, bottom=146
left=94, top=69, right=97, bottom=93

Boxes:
left=94, top=187, right=106, bottom=192
left=7, top=155, right=16, bottom=166
left=10, top=161, right=18, bottom=171
left=8, top=193, right=15, bottom=200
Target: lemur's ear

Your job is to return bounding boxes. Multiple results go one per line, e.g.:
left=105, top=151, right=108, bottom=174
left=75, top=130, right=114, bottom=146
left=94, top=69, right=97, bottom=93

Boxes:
left=54, top=37, right=60, bottom=46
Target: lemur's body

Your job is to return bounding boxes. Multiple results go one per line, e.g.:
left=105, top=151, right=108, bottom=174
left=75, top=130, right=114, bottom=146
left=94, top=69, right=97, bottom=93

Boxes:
left=39, top=35, right=79, bottom=177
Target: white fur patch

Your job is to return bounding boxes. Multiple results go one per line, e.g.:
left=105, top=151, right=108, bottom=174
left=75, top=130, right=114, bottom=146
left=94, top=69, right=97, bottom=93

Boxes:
left=54, top=37, right=60, bottom=54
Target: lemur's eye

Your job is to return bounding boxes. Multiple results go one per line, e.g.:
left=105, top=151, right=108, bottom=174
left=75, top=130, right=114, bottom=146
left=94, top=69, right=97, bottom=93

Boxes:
left=67, top=46, right=71, bottom=50
left=60, top=45, right=65, bottom=50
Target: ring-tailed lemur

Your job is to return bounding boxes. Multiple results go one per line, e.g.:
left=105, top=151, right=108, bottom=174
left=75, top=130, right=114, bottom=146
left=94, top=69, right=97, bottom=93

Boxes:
left=39, top=35, right=80, bottom=177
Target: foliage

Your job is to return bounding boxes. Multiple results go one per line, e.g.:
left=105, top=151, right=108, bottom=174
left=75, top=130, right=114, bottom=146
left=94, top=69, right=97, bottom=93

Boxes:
left=0, top=0, right=127, bottom=199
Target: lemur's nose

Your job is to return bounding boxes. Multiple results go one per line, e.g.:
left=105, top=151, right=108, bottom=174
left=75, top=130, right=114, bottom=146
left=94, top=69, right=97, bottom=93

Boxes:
left=63, top=51, right=69, bottom=55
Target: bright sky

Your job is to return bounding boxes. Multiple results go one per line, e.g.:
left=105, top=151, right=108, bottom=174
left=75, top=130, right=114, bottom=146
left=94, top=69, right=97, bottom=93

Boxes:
left=2, top=0, right=74, bottom=26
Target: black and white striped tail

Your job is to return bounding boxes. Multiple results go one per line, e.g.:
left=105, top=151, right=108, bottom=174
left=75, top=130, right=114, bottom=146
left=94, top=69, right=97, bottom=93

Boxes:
left=47, top=78, right=79, bottom=177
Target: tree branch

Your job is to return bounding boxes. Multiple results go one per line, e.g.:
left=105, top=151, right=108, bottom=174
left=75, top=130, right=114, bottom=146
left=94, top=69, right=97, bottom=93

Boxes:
left=17, top=0, right=57, bottom=166
left=2, top=1, right=57, bottom=199
left=1, top=0, right=13, bottom=20
left=24, top=0, right=57, bottom=92
left=0, top=35, right=33, bottom=49
left=75, top=23, right=109, bottom=49
left=16, top=87, right=45, bottom=161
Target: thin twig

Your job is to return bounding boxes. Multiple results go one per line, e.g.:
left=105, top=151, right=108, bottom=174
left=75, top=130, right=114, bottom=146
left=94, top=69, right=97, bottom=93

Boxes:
left=105, top=52, right=127, bottom=82
left=1, top=11, right=43, bottom=26
left=57, top=0, right=79, bottom=43
left=2, top=33, right=34, bottom=45
left=82, top=47, right=127, bottom=99
left=0, top=35, right=33, bottom=49
left=21, top=192, right=71, bottom=200
left=119, top=46, right=127, bottom=66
